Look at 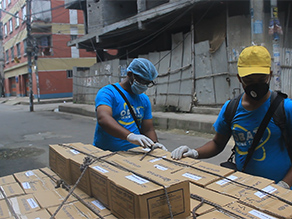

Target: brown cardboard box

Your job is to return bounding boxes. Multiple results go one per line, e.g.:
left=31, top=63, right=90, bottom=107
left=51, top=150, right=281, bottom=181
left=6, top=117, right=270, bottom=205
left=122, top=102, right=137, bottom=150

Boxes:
left=49, top=144, right=82, bottom=184
left=89, top=160, right=125, bottom=208
left=206, top=172, right=274, bottom=199
left=0, top=199, right=12, bottom=218
left=14, top=169, right=47, bottom=183
left=9, top=194, right=41, bottom=215
left=20, top=178, right=56, bottom=194
left=19, top=209, right=51, bottom=219
left=79, top=197, right=112, bottom=217
left=171, top=166, right=223, bottom=187
left=39, top=167, right=60, bottom=180
left=108, top=169, right=190, bottom=219
left=33, top=187, right=76, bottom=208
left=47, top=202, right=96, bottom=219
left=0, top=182, right=25, bottom=199
left=222, top=201, right=277, bottom=219
left=240, top=183, right=292, bottom=218
left=68, top=142, right=105, bottom=155
left=0, top=175, right=16, bottom=186
left=190, top=182, right=237, bottom=215
left=197, top=210, right=233, bottom=218
left=123, top=147, right=199, bottom=166
left=70, top=150, right=112, bottom=197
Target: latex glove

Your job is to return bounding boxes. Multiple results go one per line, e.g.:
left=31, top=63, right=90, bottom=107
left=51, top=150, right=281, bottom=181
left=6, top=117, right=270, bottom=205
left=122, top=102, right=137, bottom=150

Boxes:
left=171, top=145, right=198, bottom=160
left=127, top=133, right=154, bottom=148
left=152, top=142, right=168, bottom=151
left=277, top=180, right=290, bottom=189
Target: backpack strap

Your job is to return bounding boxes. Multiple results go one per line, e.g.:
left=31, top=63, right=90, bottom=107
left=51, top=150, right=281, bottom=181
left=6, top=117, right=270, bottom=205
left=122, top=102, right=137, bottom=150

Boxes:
left=272, top=91, right=292, bottom=163
left=224, top=93, right=244, bottom=128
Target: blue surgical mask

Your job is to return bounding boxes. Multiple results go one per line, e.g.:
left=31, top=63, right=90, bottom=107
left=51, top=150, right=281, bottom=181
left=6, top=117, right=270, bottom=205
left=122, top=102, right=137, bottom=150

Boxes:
left=131, top=80, right=148, bottom=94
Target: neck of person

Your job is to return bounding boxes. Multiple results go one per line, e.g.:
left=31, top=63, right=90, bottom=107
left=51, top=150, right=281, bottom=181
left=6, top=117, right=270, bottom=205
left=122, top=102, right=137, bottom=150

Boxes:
left=242, top=90, right=271, bottom=111
left=119, top=78, right=133, bottom=94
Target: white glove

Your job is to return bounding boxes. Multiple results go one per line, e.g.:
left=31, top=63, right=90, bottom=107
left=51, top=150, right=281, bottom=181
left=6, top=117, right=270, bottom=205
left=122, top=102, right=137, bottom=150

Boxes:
left=127, top=133, right=154, bottom=148
left=171, top=145, right=198, bottom=160
left=277, top=180, right=290, bottom=189
left=152, top=142, right=168, bottom=151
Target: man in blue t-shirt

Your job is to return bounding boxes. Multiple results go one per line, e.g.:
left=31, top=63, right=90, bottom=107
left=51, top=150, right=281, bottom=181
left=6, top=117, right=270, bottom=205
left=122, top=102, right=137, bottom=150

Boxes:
left=93, top=58, right=167, bottom=152
left=171, top=45, right=292, bottom=190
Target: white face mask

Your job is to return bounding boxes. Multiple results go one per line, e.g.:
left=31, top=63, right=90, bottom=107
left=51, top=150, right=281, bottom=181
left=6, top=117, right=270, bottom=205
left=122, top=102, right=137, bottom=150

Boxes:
left=131, top=80, right=148, bottom=94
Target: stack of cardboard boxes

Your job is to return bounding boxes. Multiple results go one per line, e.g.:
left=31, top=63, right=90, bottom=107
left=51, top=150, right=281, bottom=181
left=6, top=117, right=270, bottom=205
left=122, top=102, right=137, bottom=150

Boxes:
left=0, top=142, right=292, bottom=218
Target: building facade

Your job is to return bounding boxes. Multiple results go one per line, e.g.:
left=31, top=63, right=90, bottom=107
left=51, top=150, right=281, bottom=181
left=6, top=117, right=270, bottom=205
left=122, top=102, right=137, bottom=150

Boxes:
left=67, top=0, right=292, bottom=110
left=1, top=0, right=96, bottom=99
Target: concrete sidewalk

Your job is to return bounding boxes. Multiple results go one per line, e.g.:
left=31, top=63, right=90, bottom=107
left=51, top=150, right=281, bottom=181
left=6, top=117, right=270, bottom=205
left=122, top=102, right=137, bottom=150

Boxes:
left=58, top=103, right=219, bottom=134
left=0, top=96, right=220, bottom=134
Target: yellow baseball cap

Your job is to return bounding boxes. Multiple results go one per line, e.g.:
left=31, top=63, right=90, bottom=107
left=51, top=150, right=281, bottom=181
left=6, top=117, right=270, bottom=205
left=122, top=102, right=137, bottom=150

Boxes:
left=237, top=46, right=271, bottom=77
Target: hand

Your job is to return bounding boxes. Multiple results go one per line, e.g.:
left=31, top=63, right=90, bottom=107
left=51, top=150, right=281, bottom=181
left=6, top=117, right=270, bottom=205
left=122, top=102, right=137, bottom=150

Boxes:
left=152, top=142, right=168, bottom=151
left=171, top=145, right=198, bottom=160
left=277, top=180, right=290, bottom=189
left=127, top=133, right=154, bottom=148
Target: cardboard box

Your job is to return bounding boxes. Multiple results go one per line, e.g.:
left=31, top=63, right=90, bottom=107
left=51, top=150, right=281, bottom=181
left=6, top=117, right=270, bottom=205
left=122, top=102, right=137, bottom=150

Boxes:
left=0, top=182, right=25, bottom=199
left=171, top=166, right=223, bottom=187
left=222, top=201, right=277, bottom=219
left=240, top=183, right=292, bottom=218
left=108, top=169, right=190, bottom=218
left=33, top=187, right=76, bottom=208
left=190, top=182, right=237, bottom=215
left=70, top=150, right=112, bottom=197
left=49, top=144, right=82, bottom=184
left=9, top=194, right=41, bottom=215
left=19, top=209, right=51, bottom=219
left=39, top=167, right=60, bottom=180
left=0, top=175, right=16, bottom=186
left=89, top=160, right=125, bottom=208
left=80, top=197, right=112, bottom=217
left=197, top=209, right=233, bottom=218
left=123, top=147, right=199, bottom=166
left=0, top=199, right=12, bottom=218
left=20, top=178, right=56, bottom=194
left=14, top=169, right=47, bottom=184
left=47, top=202, right=96, bottom=219
left=206, top=172, right=274, bottom=199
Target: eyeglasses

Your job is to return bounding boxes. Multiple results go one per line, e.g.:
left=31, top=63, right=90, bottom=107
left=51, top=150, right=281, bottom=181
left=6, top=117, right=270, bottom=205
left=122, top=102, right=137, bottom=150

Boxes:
left=133, top=74, right=156, bottom=88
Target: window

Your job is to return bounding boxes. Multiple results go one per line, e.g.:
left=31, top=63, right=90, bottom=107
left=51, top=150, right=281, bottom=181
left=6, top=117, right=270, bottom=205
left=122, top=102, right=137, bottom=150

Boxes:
left=3, top=0, right=6, bottom=9
left=7, top=0, right=11, bottom=5
left=9, top=19, right=13, bottom=33
left=23, top=39, right=27, bottom=55
left=71, top=35, right=77, bottom=41
left=16, top=43, right=21, bottom=57
left=22, top=5, right=26, bottom=21
left=5, top=50, right=9, bottom=63
left=4, top=24, right=7, bottom=37
left=67, top=70, right=73, bottom=78
left=11, top=47, right=14, bottom=61
left=15, top=12, right=20, bottom=28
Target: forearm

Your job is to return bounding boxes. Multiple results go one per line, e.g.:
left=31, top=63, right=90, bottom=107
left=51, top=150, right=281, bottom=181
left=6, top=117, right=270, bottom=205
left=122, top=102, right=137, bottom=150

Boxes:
left=282, top=166, right=292, bottom=187
left=196, top=140, right=224, bottom=159
left=98, top=116, right=131, bottom=140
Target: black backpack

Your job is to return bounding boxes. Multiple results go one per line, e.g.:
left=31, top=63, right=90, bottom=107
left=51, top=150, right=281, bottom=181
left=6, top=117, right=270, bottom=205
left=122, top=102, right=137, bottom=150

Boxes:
left=224, top=91, right=292, bottom=163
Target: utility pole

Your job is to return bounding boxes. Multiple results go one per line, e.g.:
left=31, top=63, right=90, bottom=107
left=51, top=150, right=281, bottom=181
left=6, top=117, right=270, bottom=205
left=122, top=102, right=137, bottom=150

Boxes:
left=26, top=0, right=34, bottom=111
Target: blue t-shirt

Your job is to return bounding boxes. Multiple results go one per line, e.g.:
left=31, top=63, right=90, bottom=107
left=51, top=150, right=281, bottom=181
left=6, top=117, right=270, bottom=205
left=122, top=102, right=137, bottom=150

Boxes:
left=93, top=83, right=153, bottom=151
left=214, top=92, right=292, bottom=183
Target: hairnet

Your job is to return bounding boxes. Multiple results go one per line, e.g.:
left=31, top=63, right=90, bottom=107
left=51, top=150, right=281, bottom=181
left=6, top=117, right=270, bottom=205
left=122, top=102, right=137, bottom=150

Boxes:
left=127, top=58, right=158, bottom=81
